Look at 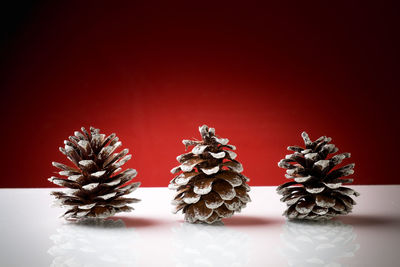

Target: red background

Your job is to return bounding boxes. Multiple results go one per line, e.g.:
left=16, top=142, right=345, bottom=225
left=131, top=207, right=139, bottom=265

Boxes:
left=0, top=1, right=398, bottom=188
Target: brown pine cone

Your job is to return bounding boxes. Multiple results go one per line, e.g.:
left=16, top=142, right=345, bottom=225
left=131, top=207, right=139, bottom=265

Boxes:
left=48, top=127, right=140, bottom=220
left=277, top=132, right=360, bottom=220
left=169, top=125, right=251, bottom=224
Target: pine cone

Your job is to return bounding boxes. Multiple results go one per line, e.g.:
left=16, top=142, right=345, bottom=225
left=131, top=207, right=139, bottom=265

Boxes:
left=169, top=125, right=251, bottom=224
left=48, top=127, right=140, bottom=220
left=277, top=132, right=359, bottom=220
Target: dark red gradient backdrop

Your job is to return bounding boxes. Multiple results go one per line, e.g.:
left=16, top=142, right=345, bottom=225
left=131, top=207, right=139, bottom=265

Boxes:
left=0, top=1, right=398, bottom=188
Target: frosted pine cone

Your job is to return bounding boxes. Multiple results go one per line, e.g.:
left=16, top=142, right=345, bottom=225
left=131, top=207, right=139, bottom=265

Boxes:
left=48, top=127, right=140, bottom=220
left=277, top=132, right=359, bottom=220
left=169, top=125, right=251, bottom=224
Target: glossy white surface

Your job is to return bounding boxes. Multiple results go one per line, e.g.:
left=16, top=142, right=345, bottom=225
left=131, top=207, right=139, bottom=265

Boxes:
left=0, top=186, right=399, bottom=267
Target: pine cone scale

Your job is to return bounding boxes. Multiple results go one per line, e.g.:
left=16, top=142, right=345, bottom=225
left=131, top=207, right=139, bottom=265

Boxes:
left=193, top=177, right=214, bottom=195
left=213, top=180, right=236, bottom=200
left=182, top=189, right=201, bottom=204
left=205, top=212, right=219, bottom=223
left=215, top=205, right=233, bottom=218
left=234, top=186, right=251, bottom=202
left=192, top=200, right=213, bottom=220
left=203, top=191, right=224, bottom=209
left=295, top=200, right=314, bottom=214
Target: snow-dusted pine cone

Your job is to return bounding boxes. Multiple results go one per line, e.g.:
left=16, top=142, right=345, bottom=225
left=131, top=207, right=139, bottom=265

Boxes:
left=169, top=125, right=251, bottom=224
left=277, top=132, right=359, bottom=220
left=48, top=127, right=140, bottom=220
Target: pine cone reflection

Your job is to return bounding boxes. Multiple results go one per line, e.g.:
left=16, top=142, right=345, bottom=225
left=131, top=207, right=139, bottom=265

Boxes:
left=172, top=223, right=249, bottom=267
left=280, top=220, right=359, bottom=266
left=48, top=219, right=139, bottom=267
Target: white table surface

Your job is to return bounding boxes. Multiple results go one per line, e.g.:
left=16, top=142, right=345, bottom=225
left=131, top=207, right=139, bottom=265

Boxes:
left=0, top=186, right=399, bottom=267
